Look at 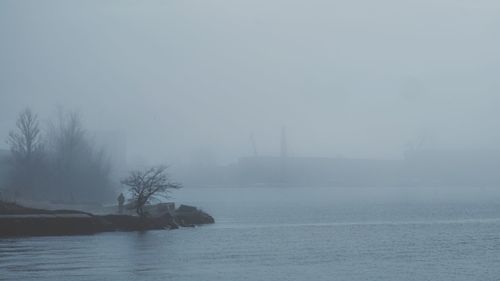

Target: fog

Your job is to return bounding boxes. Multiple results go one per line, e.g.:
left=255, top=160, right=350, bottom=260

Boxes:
left=3, top=3, right=500, bottom=279
left=1, top=0, right=500, bottom=166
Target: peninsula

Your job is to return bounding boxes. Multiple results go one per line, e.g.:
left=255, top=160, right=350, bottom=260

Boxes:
left=0, top=201, right=214, bottom=237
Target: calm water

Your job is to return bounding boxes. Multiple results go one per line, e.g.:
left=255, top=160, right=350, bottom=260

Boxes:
left=1, top=187, right=500, bottom=281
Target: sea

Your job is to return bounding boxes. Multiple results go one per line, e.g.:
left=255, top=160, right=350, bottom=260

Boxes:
left=1, top=186, right=500, bottom=281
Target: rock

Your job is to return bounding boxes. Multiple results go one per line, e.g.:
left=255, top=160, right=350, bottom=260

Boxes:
left=175, top=205, right=215, bottom=226
left=177, top=204, right=197, bottom=213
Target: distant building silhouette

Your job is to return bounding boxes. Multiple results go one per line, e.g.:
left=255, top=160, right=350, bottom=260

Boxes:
left=176, top=148, right=500, bottom=188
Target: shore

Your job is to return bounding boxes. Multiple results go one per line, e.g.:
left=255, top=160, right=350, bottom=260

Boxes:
left=0, top=201, right=214, bottom=237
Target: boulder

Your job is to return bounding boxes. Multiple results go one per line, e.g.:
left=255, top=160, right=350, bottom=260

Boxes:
left=175, top=204, right=215, bottom=226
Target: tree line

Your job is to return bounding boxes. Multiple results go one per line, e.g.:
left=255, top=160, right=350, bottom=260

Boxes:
left=3, top=108, right=114, bottom=203
left=2, top=108, right=182, bottom=216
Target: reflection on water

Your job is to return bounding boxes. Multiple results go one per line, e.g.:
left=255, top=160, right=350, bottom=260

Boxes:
left=1, top=187, right=500, bottom=281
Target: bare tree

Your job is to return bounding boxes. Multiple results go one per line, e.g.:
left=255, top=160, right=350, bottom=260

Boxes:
left=48, top=110, right=87, bottom=166
left=4, top=108, right=113, bottom=202
left=46, top=109, right=112, bottom=203
left=6, top=108, right=44, bottom=197
left=7, top=108, right=43, bottom=161
left=121, top=166, right=181, bottom=217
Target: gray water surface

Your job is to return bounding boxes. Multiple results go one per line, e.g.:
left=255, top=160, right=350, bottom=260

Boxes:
left=1, top=187, right=500, bottom=281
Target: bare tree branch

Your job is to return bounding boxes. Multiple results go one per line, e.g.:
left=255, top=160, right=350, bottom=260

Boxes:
left=7, top=108, right=43, bottom=161
left=121, top=165, right=181, bottom=217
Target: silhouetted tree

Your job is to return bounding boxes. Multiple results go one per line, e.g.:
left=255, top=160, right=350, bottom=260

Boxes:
left=7, top=108, right=43, bottom=160
left=121, top=166, right=181, bottom=217
left=6, top=108, right=45, bottom=198
left=46, top=110, right=112, bottom=203
left=4, top=108, right=114, bottom=203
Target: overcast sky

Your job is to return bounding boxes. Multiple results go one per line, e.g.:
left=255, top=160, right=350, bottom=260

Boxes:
left=1, top=0, right=500, bottom=165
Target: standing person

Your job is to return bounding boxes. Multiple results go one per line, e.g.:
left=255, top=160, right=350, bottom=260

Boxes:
left=117, top=193, right=125, bottom=214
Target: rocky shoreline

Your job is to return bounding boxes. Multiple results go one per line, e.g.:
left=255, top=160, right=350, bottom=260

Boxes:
left=0, top=202, right=214, bottom=237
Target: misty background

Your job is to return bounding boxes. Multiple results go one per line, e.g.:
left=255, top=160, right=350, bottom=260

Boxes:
left=3, top=2, right=500, bottom=280
left=1, top=0, right=500, bottom=167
